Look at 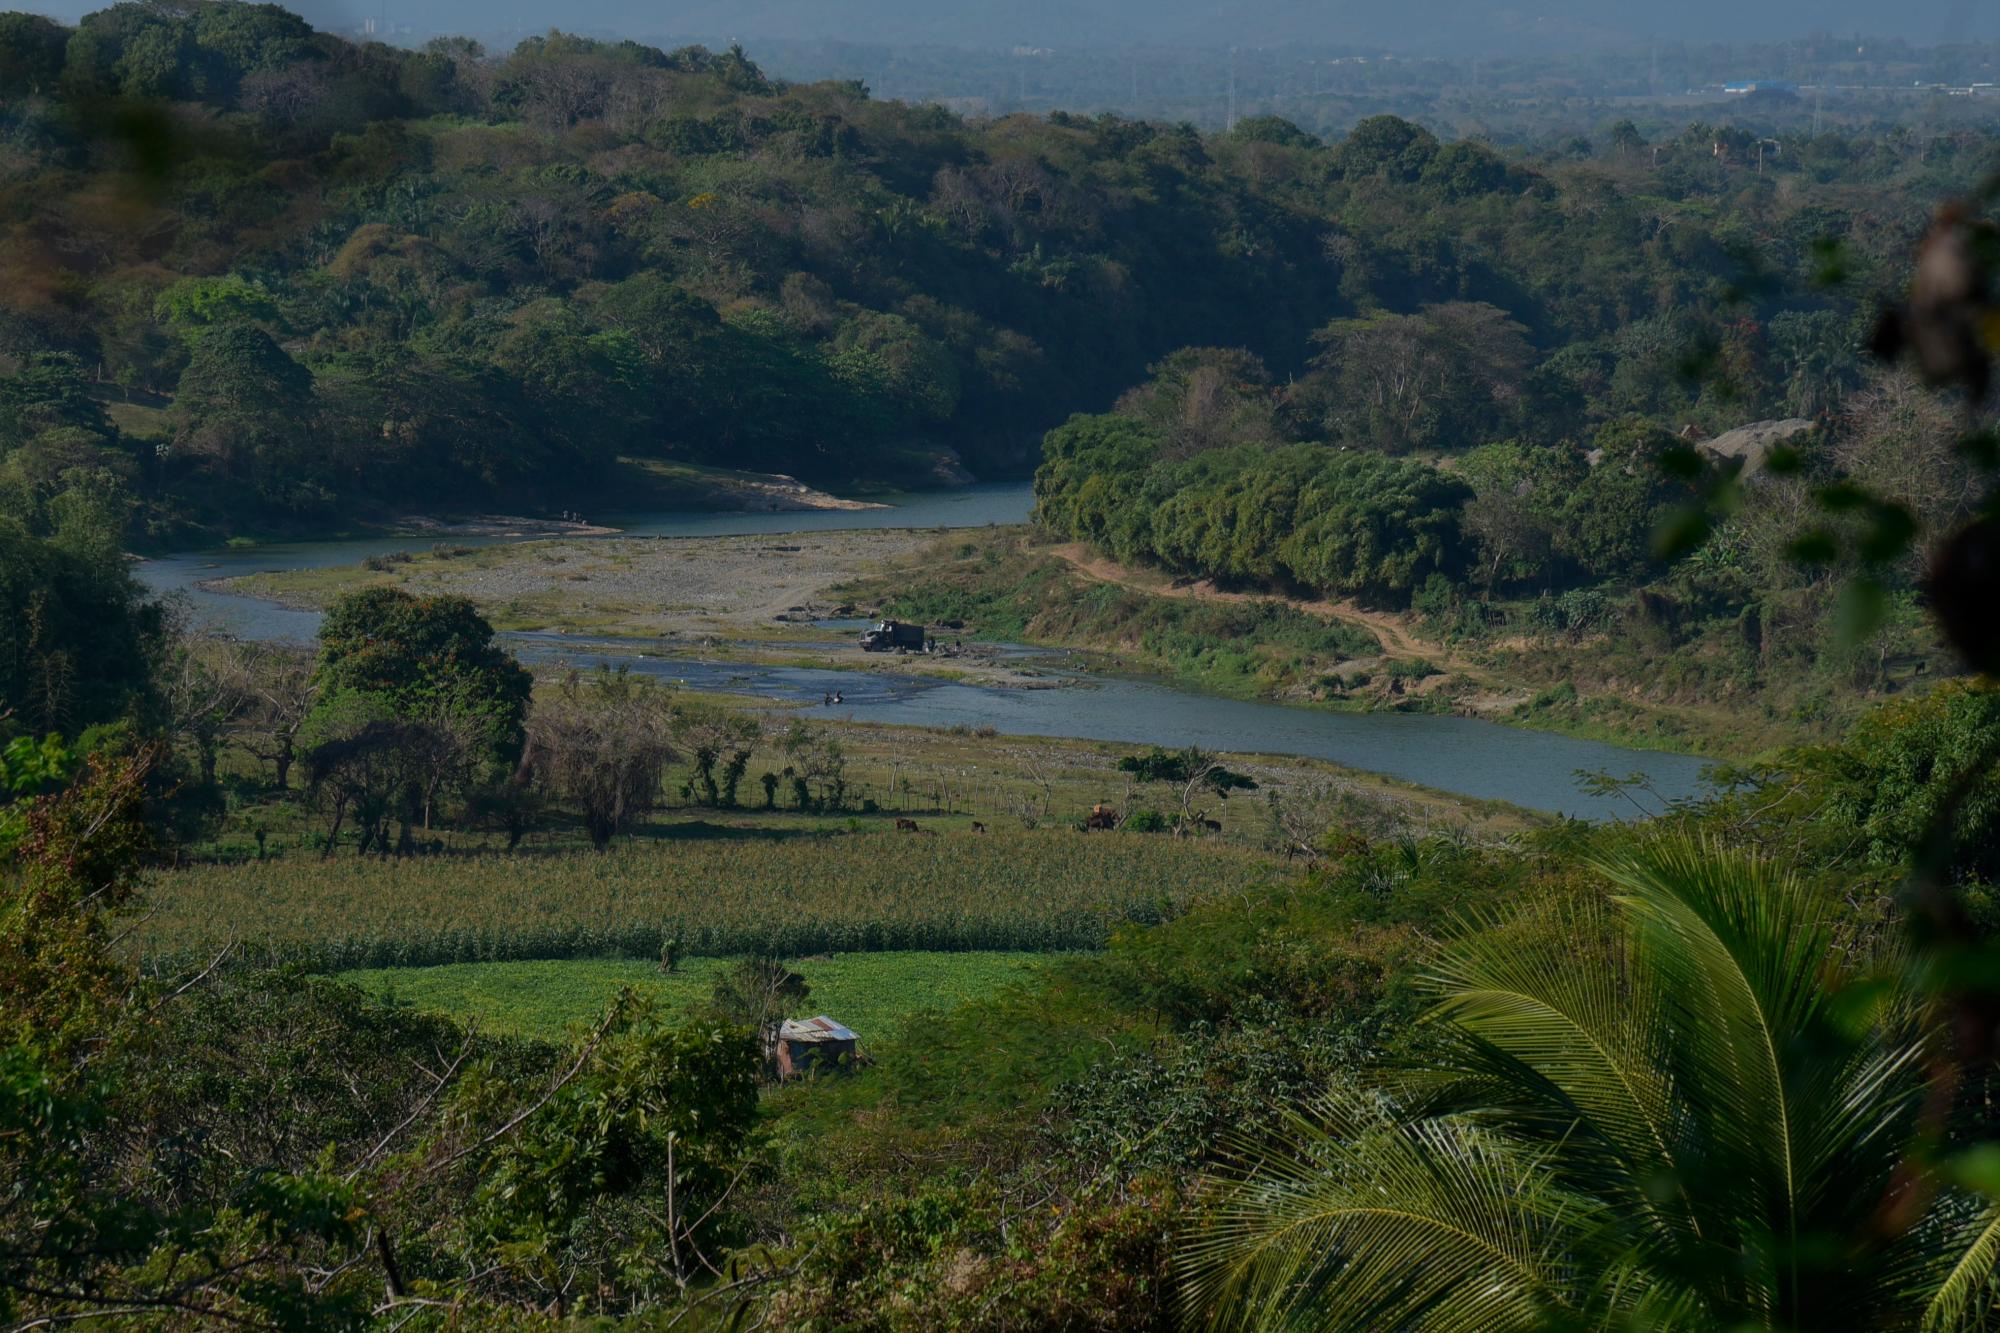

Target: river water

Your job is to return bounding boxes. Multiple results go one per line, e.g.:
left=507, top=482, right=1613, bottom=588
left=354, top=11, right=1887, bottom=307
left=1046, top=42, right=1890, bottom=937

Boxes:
left=135, top=483, right=1711, bottom=819
left=134, top=482, right=1038, bottom=644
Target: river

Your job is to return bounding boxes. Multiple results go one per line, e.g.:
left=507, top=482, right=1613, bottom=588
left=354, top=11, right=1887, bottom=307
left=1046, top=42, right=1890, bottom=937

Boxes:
left=134, top=482, right=1038, bottom=644
left=135, top=483, right=1711, bottom=820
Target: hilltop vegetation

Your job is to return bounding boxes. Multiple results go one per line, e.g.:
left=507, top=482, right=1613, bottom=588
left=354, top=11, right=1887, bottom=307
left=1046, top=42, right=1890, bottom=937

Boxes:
left=1, top=0, right=1990, bottom=548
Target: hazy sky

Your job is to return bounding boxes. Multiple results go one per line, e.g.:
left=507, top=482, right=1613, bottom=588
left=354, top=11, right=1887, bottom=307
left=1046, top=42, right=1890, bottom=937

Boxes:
left=28, top=0, right=2000, bottom=53
left=289, top=0, right=1998, bottom=50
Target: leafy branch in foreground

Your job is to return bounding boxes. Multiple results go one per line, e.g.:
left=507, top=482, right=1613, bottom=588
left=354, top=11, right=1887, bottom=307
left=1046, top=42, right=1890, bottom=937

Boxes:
left=1, top=734, right=767, bottom=1327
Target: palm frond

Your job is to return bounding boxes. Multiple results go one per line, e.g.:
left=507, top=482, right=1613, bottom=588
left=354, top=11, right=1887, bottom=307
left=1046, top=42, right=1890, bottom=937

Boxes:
left=1420, top=896, right=1685, bottom=1213
left=1595, top=835, right=1934, bottom=1326
left=1922, top=1201, right=2000, bottom=1333
left=1181, top=1092, right=1591, bottom=1332
left=1594, top=839, right=1829, bottom=1221
left=1183, top=834, right=1963, bottom=1333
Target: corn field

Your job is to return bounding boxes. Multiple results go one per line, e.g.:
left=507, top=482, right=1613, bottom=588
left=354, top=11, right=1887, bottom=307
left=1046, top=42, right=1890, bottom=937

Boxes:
left=136, top=829, right=1272, bottom=972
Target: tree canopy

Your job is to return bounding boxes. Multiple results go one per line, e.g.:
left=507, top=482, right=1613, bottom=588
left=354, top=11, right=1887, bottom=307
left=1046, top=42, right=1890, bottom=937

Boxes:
left=0, top=520, right=158, bottom=733
left=312, top=585, right=530, bottom=766
left=0, top=2, right=1973, bottom=543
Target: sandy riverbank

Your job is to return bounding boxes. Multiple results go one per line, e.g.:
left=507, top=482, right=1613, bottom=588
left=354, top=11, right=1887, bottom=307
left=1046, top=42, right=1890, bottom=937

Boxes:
left=378, top=474, right=887, bottom=540
left=219, top=527, right=1066, bottom=688
left=228, top=529, right=929, bottom=631
left=393, top=514, right=622, bottom=538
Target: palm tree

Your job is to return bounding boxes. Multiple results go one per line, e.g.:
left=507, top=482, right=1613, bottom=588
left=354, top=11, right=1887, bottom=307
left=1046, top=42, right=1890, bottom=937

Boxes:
left=1182, top=837, right=2000, bottom=1330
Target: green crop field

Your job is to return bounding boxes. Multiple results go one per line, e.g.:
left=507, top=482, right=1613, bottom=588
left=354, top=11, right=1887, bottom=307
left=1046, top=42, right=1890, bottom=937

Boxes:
left=137, top=828, right=1274, bottom=971
left=344, top=951, right=1048, bottom=1043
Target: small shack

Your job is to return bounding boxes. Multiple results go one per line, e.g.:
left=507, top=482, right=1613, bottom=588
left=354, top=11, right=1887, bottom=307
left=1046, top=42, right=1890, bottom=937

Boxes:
left=773, top=1015, right=858, bottom=1079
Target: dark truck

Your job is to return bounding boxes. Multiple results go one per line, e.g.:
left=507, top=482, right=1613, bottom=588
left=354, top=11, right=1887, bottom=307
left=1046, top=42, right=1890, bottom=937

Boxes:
left=860, top=619, right=929, bottom=653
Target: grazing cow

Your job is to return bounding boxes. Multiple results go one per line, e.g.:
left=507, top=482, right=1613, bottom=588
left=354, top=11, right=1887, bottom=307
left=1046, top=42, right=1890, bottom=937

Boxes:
left=1085, top=804, right=1118, bottom=831
left=895, top=818, right=919, bottom=832
left=969, top=821, right=986, bottom=833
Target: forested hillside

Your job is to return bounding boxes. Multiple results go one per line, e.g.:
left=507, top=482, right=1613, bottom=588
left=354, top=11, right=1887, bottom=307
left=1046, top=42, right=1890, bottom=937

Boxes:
left=9, top=7, right=2000, bottom=1325
left=0, top=0, right=1990, bottom=546
left=1019, top=123, right=1996, bottom=741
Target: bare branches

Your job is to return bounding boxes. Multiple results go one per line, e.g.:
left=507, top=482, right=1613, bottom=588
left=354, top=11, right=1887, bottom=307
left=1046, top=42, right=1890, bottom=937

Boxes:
left=522, top=669, right=675, bottom=848
left=349, top=1037, right=475, bottom=1180
left=155, top=627, right=259, bottom=788
left=422, top=1007, right=618, bottom=1178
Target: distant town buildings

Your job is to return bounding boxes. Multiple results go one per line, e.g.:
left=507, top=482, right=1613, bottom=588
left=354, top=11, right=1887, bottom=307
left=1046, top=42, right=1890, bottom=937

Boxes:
left=354, top=14, right=418, bottom=40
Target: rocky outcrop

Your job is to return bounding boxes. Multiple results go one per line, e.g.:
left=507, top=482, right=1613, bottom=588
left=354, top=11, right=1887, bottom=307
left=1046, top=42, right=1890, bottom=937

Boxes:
left=1696, top=418, right=1815, bottom=478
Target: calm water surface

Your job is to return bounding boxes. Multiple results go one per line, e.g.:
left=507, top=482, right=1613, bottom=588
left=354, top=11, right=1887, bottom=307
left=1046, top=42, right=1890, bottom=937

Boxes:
left=510, top=640, right=1709, bottom=820
left=136, top=482, right=1710, bottom=819
left=133, top=483, right=1035, bottom=642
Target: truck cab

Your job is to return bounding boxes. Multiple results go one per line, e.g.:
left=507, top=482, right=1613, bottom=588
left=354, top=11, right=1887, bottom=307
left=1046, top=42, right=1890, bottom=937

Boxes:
left=860, top=619, right=929, bottom=653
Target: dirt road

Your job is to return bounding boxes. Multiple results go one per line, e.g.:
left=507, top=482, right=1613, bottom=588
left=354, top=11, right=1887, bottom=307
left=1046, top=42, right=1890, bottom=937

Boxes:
left=1048, top=543, right=1442, bottom=663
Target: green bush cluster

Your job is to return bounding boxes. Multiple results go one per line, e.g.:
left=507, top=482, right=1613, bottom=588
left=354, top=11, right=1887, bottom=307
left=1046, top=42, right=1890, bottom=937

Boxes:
left=1037, top=423, right=1473, bottom=605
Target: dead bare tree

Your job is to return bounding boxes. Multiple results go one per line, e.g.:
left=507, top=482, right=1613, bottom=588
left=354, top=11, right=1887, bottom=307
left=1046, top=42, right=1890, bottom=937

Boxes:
left=522, top=668, right=676, bottom=848
left=603, top=67, right=674, bottom=135
left=238, top=60, right=329, bottom=128
left=157, top=623, right=256, bottom=786
left=233, top=642, right=318, bottom=791
left=1173, top=749, right=1227, bottom=836
left=511, top=48, right=614, bottom=131
left=1265, top=777, right=1340, bottom=861
left=1017, top=751, right=1059, bottom=825
left=1833, top=370, right=1987, bottom=566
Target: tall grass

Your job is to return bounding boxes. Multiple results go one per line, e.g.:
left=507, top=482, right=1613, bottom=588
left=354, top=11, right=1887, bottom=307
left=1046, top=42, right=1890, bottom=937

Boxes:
left=137, top=829, right=1270, bottom=972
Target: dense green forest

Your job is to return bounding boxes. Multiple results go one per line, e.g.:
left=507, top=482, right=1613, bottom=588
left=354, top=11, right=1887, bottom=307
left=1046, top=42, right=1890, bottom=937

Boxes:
left=1024, top=345, right=1979, bottom=740
left=7, top=3, right=2000, bottom=1328
left=1018, top=105, right=1992, bottom=738
left=0, top=0, right=1993, bottom=547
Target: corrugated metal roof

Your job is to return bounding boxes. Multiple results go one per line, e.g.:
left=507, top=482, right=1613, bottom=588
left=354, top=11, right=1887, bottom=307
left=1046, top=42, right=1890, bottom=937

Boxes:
left=778, top=1015, right=857, bottom=1043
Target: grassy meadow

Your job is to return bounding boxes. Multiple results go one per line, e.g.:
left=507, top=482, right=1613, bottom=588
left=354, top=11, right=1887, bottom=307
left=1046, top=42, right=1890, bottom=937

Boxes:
left=137, top=828, right=1274, bottom=972
left=345, top=950, right=1047, bottom=1042
left=195, top=713, right=1520, bottom=869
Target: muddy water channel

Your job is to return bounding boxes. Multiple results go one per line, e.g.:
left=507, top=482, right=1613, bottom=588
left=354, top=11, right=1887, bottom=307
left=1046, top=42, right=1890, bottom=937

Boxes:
left=136, top=484, right=1710, bottom=820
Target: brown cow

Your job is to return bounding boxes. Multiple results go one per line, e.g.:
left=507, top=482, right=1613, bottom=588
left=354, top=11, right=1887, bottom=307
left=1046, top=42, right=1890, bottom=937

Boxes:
left=895, top=818, right=919, bottom=832
left=1085, top=804, right=1118, bottom=831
